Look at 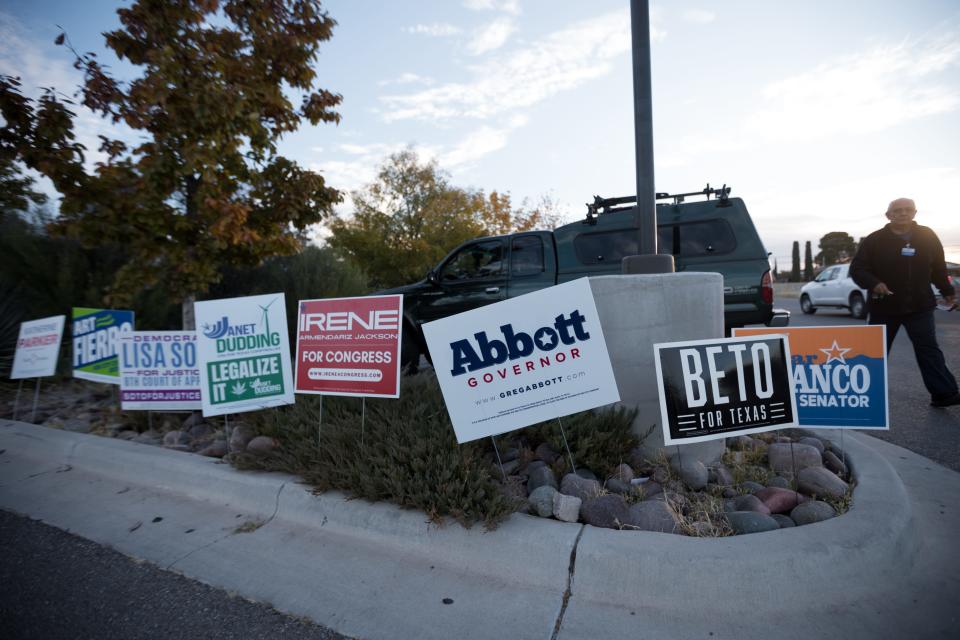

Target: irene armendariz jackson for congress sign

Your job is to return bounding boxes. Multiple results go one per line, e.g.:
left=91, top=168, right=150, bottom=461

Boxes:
left=654, top=334, right=798, bottom=445
left=423, top=278, right=620, bottom=444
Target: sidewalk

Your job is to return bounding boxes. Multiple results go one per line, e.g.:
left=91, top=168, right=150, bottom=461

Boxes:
left=1, top=419, right=957, bottom=639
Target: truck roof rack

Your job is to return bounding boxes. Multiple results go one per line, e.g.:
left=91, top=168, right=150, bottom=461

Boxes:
left=583, top=183, right=731, bottom=224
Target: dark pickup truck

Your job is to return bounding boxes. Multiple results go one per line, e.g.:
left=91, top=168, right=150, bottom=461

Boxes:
left=383, top=185, right=789, bottom=369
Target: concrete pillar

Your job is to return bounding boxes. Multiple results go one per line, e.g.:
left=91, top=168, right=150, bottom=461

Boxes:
left=589, top=273, right=725, bottom=464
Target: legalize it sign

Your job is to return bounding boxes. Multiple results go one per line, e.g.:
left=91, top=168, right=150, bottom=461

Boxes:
left=195, top=293, right=294, bottom=417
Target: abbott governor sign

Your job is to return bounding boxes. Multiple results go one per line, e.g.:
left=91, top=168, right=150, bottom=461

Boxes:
left=423, top=278, right=619, bottom=443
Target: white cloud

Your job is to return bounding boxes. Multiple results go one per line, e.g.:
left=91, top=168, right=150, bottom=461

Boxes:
left=467, top=18, right=516, bottom=55
left=381, top=10, right=632, bottom=122
left=463, top=0, right=521, bottom=15
left=681, top=9, right=716, bottom=24
left=747, top=33, right=960, bottom=143
left=378, top=72, right=435, bottom=87
left=405, top=23, right=462, bottom=37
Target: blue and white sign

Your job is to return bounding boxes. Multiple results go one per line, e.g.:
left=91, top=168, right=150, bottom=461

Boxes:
left=72, top=308, right=135, bottom=384
left=119, top=331, right=202, bottom=410
left=423, top=278, right=620, bottom=443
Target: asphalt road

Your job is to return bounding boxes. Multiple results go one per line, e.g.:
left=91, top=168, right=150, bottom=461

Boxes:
left=0, top=509, right=350, bottom=640
left=764, top=295, right=960, bottom=471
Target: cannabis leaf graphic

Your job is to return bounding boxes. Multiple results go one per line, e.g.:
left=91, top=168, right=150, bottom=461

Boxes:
left=230, top=382, right=247, bottom=396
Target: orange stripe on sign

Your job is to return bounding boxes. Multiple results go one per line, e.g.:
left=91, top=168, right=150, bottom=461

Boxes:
left=734, top=326, right=886, bottom=363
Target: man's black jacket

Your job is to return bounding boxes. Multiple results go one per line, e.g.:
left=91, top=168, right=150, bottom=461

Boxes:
left=850, top=222, right=954, bottom=315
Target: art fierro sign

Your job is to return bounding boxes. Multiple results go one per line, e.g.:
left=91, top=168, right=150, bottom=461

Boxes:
left=423, top=278, right=619, bottom=444
left=195, top=293, right=294, bottom=417
left=295, top=295, right=403, bottom=398
left=734, top=326, right=888, bottom=429
left=119, top=331, right=201, bottom=410
left=72, top=308, right=135, bottom=385
left=11, top=315, right=65, bottom=379
left=654, top=334, right=797, bottom=445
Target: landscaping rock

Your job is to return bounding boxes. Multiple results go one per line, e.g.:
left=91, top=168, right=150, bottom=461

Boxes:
left=610, top=463, right=635, bottom=483
left=606, top=478, right=632, bottom=495
left=164, top=444, right=192, bottom=452
left=651, top=466, right=670, bottom=484
left=560, top=473, right=602, bottom=501
left=729, top=435, right=755, bottom=451
left=62, top=418, right=92, bottom=434
left=117, top=430, right=139, bottom=441
left=726, top=511, right=780, bottom=535
left=528, top=486, right=557, bottom=518
left=772, top=514, right=796, bottom=528
left=246, top=435, right=279, bottom=455
left=580, top=494, right=631, bottom=529
left=163, top=430, right=192, bottom=446
left=637, top=481, right=663, bottom=499
left=228, top=424, right=255, bottom=453
left=798, top=467, right=849, bottom=499
left=708, top=465, right=735, bottom=487
left=188, top=422, right=215, bottom=440
left=767, top=443, right=823, bottom=475
left=740, top=481, right=765, bottom=494
left=575, top=468, right=598, bottom=481
left=181, top=412, right=204, bottom=431
left=535, top=443, right=558, bottom=464
left=823, top=450, right=848, bottom=477
left=133, top=430, right=162, bottom=445
left=727, top=494, right=771, bottom=515
left=670, top=456, right=708, bottom=490
left=552, top=493, right=582, bottom=523
left=627, top=501, right=679, bottom=533
left=754, top=487, right=805, bottom=514
left=799, top=436, right=825, bottom=454
left=791, top=500, right=837, bottom=525
left=524, top=460, right=547, bottom=475
left=501, top=447, right=519, bottom=463
left=198, top=440, right=228, bottom=458
left=527, top=465, right=558, bottom=493
left=768, top=476, right=792, bottom=489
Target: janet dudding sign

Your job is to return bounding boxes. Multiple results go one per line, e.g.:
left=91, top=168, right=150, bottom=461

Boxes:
left=654, top=334, right=797, bottom=445
left=423, top=278, right=620, bottom=444
left=734, top=326, right=888, bottom=430
left=294, top=295, right=403, bottom=398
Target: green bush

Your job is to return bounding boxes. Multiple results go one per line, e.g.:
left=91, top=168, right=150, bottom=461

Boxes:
left=233, top=373, right=516, bottom=529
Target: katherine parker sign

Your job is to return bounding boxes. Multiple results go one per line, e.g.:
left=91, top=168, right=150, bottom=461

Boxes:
left=11, top=315, right=65, bottom=380
left=119, top=331, right=201, bottom=410
left=195, top=293, right=295, bottom=417
left=423, top=278, right=620, bottom=444
left=654, top=334, right=798, bottom=445
left=734, top=326, right=888, bottom=429
left=295, top=295, right=403, bottom=398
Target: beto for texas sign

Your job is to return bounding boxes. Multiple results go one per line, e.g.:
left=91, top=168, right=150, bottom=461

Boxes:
left=734, top=326, right=888, bottom=430
left=195, top=293, right=294, bottom=417
left=295, top=295, right=403, bottom=398
left=423, top=278, right=620, bottom=444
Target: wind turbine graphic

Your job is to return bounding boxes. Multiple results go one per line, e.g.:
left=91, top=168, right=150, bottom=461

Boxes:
left=258, top=297, right=279, bottom=335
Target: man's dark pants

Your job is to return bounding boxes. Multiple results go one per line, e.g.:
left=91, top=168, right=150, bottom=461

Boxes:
left=869, top=309, right=959, bottom=401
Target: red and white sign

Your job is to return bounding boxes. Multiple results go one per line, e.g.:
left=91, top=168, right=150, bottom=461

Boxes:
left=294, top=295, right=403, bottom=398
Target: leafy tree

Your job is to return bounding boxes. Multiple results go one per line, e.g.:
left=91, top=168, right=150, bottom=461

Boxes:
left=328, top=150, right=558, bottom=290
left=0, top=0, right=343, bottom=326
left=804, top=241, right=814, bottom=281
left=816, top=231, right=857, bottom=266
left=0, top=157, right=47, bottom=221
left=791, top=241, right=800, bottom=282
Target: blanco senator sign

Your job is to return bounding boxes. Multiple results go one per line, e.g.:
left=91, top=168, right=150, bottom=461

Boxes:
left=195, top=293, right=295, bottom=417
left=654, top=334, right=798, bottom=445
left=11, top=315, right=65, bottom=379
left=423, top=278, right=620, bottom=443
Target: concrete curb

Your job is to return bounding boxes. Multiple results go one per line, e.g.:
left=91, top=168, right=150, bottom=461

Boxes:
left=572, top=430, right=917, bottom=611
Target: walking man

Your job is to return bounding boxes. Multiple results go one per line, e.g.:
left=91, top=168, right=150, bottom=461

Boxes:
left=850, top=197, right=959, bottom=407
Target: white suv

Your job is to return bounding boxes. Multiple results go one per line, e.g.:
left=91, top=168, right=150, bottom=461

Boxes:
left=799, top=263, right=869, bottom=319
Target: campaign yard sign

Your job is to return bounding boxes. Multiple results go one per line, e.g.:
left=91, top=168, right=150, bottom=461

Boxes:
left=654, top=334, right=798, bottom=445
left=295, top=295, right=403, bottom=398
left=11, top=315, right=65, bottom=379
left=423, top=278, right=620, bottom=444
left=195, top=293, right=294, bottom=417
left=734, top=326, right=888, bottom=430
left=119, top=332, right=201, bottom=410
left=72, top=308, right=135, bottom=384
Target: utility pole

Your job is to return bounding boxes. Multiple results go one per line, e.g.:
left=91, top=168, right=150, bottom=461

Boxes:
left=623, top=0, right=674, bottom=274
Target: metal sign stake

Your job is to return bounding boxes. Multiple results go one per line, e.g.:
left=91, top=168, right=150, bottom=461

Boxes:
left=491, top=436, right=507, bottom=481
left=361, top=397, right=366, bottom=448
left=318, top=395, right=324, bottom=447
left=13, top=379, right=24, bottom=420
left=556, top=417, right=577, bottom=474
left=30, top=378, right=41, bottom=423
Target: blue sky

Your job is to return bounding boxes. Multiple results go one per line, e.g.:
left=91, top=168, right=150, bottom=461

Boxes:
left=2, top=0, right=959, bottom=267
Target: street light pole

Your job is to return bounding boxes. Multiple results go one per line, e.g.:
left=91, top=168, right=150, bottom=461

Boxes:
left=623, top=0, right=674, bottom=274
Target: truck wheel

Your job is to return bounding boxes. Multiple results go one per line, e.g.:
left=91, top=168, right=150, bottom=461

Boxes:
left=800, top=294, right=816, bottom=315
left=849, top=293, right=866, bottom=319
